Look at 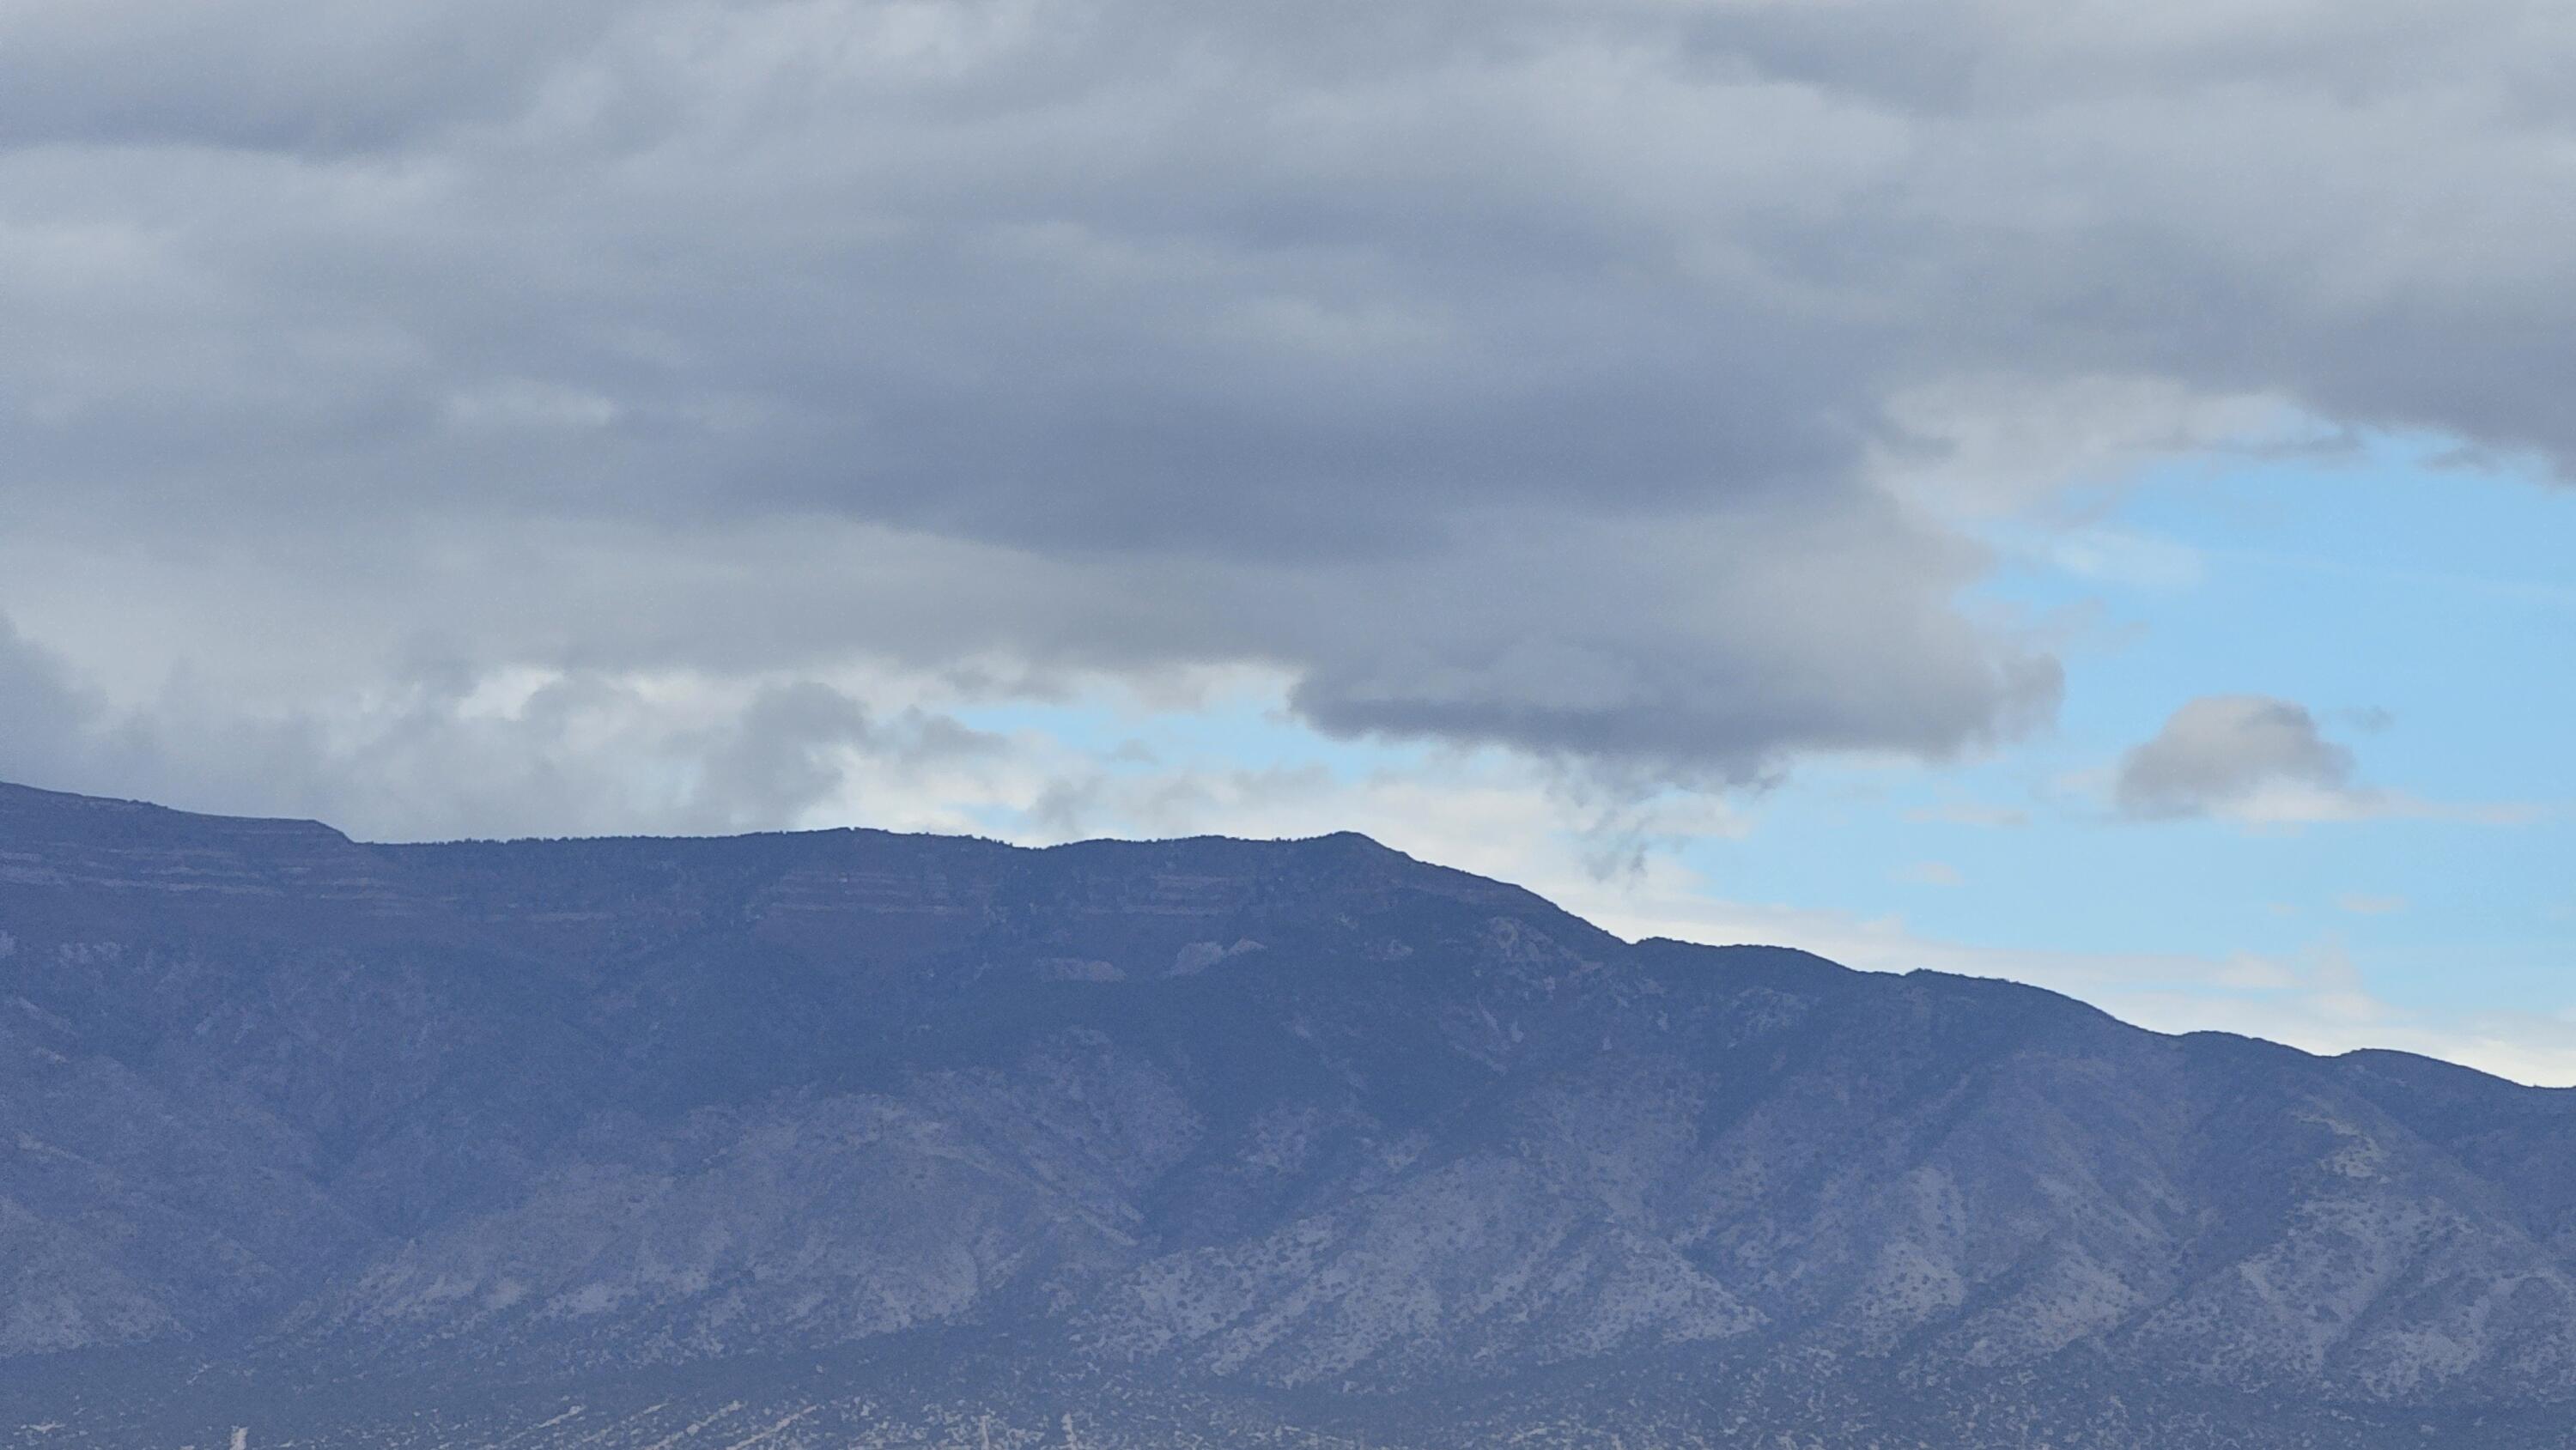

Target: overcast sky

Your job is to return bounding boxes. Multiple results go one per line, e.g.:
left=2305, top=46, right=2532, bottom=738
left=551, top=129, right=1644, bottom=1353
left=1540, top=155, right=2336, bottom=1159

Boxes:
left=3, top=0, right=2570, bottom=1078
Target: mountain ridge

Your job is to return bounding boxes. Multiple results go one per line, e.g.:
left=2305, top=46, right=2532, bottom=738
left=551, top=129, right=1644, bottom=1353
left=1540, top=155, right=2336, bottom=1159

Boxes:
left=0, top=774, right=2520, bottom=1089
left=2, top=777, right=2572, bottom=1447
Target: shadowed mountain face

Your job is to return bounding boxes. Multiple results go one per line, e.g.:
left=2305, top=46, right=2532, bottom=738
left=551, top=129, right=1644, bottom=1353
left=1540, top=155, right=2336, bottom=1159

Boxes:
left=3, top=780, right=2573, bottom=1448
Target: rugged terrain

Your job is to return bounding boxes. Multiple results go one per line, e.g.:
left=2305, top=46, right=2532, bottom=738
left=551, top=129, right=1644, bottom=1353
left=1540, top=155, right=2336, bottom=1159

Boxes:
left=2, top=779, right=2573, bottom=1447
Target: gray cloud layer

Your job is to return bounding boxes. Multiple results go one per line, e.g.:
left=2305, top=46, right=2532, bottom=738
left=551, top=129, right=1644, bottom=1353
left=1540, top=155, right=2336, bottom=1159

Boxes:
left=4, top=0, right=2570, bottom=820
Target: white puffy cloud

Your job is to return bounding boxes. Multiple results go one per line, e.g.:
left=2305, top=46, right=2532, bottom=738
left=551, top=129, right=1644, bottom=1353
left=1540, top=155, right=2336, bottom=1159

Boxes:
left=0, top=611, right=1014, bottom=841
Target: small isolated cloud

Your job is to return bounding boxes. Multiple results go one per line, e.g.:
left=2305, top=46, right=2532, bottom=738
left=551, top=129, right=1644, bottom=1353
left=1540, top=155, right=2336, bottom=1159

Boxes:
left=2115, top=695, right=2355, bottom=821
left=2111, top=695, right=2537, bottom=828
left=2337, top=894, right=2408, bottom=916
left=1897, top=860, right=1965, bottom=887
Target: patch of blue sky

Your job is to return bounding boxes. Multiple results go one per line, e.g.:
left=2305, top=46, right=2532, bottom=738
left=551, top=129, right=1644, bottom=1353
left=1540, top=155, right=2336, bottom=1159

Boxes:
left=1682, top=430, right=2573, bottom=1012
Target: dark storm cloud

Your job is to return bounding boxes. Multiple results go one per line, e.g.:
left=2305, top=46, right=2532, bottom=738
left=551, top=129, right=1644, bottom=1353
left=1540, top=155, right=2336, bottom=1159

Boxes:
left=3, top=0, right=2569, bottom=813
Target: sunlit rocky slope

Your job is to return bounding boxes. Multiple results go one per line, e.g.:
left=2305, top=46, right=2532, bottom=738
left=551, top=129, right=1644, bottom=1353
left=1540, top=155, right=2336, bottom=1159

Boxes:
left=3, top=779, right=2573, bottom=1447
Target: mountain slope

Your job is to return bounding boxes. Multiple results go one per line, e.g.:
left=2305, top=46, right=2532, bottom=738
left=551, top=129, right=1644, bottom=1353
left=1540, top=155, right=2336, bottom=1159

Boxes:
left=1, top=778, right=2572, bottom=1447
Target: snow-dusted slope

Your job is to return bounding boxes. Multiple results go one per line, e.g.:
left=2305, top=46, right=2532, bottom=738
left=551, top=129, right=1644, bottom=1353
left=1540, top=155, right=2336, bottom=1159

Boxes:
left=3, top=778, right=2573, bottom=1447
